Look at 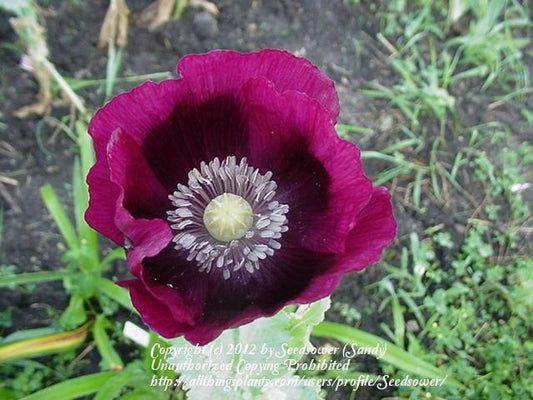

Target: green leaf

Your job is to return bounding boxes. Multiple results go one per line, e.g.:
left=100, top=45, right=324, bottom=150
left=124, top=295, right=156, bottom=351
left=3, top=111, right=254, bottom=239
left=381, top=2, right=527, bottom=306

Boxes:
left=20, top=372, right=119, bottom=400
left=0, top=270, right=73, bottom=288
left=93, top=315, right=124, bottom=370
left=72, top=157, right=98, bottom=258
left=0, top=0, right=33, bottom=16
left=0, top=387, right=19, bottom=400
left=312, top=322, right=460, bottom=385
left=99, top=278, right=135, bottom=313
left=99, top=248, right=126, bottom=269
left=94, top=365, right=146, bottom=400
left=59, top=293, right=87, bottom=330
left=288, top=298, right=331, bottom=355
left=167, top=299, right=330, bottom=399
left=119, top=392, right=158, bottom=400
left=105, top=45, right=123, bottom=100
left=40, top=184, right=78, bottom=250
left=76, top=120, right=95, bottom=178
left=72, top=158, right=86, bottom=233
left=391, top=296, right=405, bottom=347
left=335, top=123, right=373, bottom=137
left=0, top=322, right=90, bottom=361
left=0, top=327, right=59, bottom=346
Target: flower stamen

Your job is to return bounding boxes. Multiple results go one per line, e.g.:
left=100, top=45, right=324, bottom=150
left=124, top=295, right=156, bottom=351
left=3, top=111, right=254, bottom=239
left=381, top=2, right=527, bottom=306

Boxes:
left=167, top=156, right=289, bottom=280
left=203, top=193, right=254, bottom=241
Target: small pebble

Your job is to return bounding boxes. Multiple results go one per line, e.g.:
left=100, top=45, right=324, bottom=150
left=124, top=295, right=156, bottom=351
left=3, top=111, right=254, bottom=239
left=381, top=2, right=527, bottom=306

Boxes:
left=193, top=12, right=218, bottom=38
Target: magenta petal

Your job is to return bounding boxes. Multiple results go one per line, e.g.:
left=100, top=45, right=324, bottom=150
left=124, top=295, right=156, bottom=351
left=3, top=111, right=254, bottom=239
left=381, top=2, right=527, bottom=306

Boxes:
left=141, top=93, right=249, bottom=191
left=113, top=217, right=193, bottom=336
left=182, top=304, right=284, bottom=345
left=86, top=79, right=250, bottom=243
left=117, top=279, right=190, bottom=337
left=291, top=186, right=396, bottom=304
left=86, top=80, right=185, bottom=244
left=338, top=186, right=397, bottom=271
left=107, top=128, right=169, bottom=220
left=120, top=237, right=198, bottom=337
left=142, top=243, right=333, bottom=344
left=85, top=168, right=123, bottom=245
left=89, top=80, right=186, bottom=169
left=85, top=49, right=398, bottom=346
left=244, top=77, right=373, bottom=254
left=139, top=267, right=198, bottom=330
left=87, top=125, right=173, bottom=256
left=89, top=79, right=250, bottom=193
left=178, top=49, right=340, bottom=122
left=122, top=218, right=173, bottom=278
left=104, top=129, right=173, bottom=274
left=86, top=127, right=168, bottom=245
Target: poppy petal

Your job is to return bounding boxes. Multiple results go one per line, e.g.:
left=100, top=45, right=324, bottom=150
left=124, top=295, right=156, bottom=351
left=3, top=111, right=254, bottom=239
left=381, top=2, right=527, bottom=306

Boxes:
left=178, top=49, right=340, bottom=122
left=244, top=77, right=373, bottom=254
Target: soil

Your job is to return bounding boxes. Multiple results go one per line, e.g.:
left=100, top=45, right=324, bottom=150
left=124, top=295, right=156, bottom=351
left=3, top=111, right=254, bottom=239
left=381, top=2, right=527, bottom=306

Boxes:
left=0, top=1, right=531, bottom=399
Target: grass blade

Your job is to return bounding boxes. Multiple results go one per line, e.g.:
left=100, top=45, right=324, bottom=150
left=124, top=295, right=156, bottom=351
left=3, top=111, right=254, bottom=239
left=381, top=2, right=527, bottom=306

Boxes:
left=94, top=367, right=146, bottom=400
left=20, top=372, right=119, bottom=400
left=312, top=321, right=459, bottom=385
left=99, top=248, right=126, bottom=270
left=0, top=322, right=90, bottom=362
left=105, top=43, right=123, bottom=101
left=72, top=157, right=99, bottom=270
left=391, top=296, right=405, bottom=347
left=336, top=124, right=373, bottom=137
left=0, top=270, right=73, bottom=288
left=72, top=158, right=94, bottom=244
left=76, top=120, right=95, bottom=178
left=99, top=278, right=135, bottom=313
left=40, top=184, right=78, bottom=250
left=93, top=315, right=124, bottom=371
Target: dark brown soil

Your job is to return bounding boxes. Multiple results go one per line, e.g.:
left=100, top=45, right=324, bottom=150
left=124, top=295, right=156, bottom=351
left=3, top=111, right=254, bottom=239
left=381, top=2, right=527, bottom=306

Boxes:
left=1, top=1, right=531, bottom=399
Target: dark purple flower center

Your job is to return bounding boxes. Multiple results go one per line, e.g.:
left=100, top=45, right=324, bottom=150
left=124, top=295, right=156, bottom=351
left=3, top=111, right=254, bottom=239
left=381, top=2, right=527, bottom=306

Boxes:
left=167, top=156, right=289, bottom=280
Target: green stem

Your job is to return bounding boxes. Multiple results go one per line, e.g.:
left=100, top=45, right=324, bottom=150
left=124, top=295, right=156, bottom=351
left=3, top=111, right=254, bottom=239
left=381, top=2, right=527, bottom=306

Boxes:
left=312, top=321, right=461, bottom=386
left=21, top=371, right=119, bottom=400
left=43, top=59, right=86, bottom=114
left=1, top=270, right=73, bottom=288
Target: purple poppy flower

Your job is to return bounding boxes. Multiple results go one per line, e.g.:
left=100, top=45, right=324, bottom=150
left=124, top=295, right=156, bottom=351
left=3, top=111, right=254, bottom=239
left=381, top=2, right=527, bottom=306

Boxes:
left=86, top=49, right=396, bottom=345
